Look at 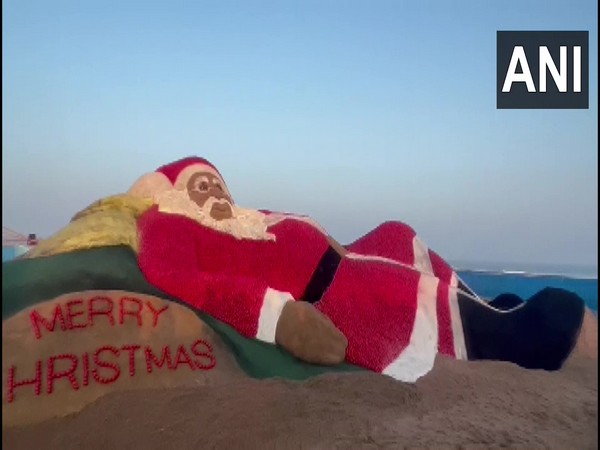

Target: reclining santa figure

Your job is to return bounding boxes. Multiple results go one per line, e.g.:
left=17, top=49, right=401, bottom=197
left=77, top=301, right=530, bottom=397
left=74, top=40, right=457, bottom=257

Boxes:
left=129, top=156, right=596, bottom=382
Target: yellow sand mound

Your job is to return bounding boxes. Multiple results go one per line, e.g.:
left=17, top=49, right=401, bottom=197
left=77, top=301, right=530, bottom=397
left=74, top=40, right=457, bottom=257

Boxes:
left=25, top=195, right=152, bottom=259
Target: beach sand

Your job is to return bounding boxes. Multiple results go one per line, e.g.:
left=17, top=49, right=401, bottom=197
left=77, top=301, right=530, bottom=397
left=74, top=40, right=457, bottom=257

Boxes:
left=3, top=353, right=597, bottom=450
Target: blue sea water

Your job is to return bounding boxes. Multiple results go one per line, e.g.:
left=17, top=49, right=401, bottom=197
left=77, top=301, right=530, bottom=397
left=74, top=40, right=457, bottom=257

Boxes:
left=2, top=246, right=29, bottom=263
left=456, top=263, right=598, bottom=313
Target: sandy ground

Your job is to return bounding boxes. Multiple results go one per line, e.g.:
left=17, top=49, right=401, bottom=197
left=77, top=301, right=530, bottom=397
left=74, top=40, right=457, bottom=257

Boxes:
left=3, top=354, right=597, bottom=450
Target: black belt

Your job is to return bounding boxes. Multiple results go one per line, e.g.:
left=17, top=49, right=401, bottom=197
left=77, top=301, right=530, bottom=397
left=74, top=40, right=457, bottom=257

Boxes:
left=301, top=246, right=342, bottom=304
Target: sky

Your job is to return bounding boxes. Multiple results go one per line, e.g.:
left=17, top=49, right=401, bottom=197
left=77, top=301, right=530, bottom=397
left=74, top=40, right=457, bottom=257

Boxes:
left=2, top=0, right=598, bottom=271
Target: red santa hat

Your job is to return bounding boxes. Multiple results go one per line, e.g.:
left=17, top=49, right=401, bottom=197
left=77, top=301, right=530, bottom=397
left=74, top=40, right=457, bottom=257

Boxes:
left=156, top=157, right=227, bottom=191
left=128, top=156, right=231, bottom=201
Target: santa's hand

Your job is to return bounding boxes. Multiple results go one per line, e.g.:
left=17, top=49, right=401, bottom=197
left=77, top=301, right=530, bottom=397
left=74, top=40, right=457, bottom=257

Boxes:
left=275, top=301, right=348, bottom=365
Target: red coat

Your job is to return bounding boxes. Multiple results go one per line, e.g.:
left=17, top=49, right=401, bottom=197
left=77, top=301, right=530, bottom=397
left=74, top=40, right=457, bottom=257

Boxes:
left=137, top=207, right=469, bottom=382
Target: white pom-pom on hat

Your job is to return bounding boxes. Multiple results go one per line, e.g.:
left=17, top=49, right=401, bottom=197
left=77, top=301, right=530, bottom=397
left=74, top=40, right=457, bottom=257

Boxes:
left=127, top=171, right=172, bottom=200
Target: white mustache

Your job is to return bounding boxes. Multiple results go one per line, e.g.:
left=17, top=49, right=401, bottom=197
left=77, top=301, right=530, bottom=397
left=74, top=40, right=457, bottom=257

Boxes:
left=155, top=189, right=275, bottom=241
left=203, top=197, right=233, bottom=214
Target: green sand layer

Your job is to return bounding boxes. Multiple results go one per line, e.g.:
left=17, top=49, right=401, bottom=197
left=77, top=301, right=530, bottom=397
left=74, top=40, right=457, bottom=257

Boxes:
left=2, top=246, right=363, bottom=380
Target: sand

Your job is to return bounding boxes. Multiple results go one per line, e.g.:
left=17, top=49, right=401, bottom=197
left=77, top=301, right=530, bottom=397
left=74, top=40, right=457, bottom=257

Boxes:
left=3, top=354, right=597, bottom=450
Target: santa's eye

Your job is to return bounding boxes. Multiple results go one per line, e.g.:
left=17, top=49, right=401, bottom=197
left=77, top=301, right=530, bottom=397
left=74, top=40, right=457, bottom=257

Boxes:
left=214, top=182, right=222, bottom=191
left=198, top=181, right=209, bottom=192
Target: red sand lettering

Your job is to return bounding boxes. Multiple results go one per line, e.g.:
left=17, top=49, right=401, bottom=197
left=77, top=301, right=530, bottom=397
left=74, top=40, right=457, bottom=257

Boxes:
left=145, top=302, right=169, bottom=327
left=93, top=346, right=121, bottom=384
left=145, top=346, right=175, bottom=373
left=65, top=300, right=86, bottom=330
left=119, top=297, right=143, bottom=327
left=121, top=344, right=141, bottom=377
left=88, top=296, right=115, bottom=327
left=82, top=352, right=90, bottom=387
left=173, top=345, right=196, bottom=371
left=30, top=308, right=66, bottom=340
left=6, top=340, right=216, bottom=403
left=30, top=296, right=171, bottom=339
left=47, top=354, right=79, bottom=394
left=6, top=361, right=43, bottom=403
left=192, top=339, right=217, bottom=370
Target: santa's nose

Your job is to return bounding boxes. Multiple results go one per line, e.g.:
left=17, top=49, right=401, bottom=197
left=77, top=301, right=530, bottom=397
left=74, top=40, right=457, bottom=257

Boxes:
left=208, top=188, right=229, bottom=201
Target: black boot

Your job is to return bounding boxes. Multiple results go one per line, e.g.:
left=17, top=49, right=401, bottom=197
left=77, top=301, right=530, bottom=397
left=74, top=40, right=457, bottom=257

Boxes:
left=458, top=288, right=585, bottom=370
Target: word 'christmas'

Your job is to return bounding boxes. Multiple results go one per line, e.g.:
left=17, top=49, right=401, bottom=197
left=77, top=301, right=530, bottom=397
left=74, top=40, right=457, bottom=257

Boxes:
left=6, top=339, right=216, bottom=403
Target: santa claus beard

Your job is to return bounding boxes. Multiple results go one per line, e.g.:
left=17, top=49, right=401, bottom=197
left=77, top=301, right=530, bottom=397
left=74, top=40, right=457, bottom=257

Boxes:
left=155, top=190, right=276, bottom=241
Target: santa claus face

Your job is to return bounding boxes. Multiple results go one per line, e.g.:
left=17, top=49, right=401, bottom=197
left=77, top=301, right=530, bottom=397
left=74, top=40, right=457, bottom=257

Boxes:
left=186, top=171, right=233, bottom=221
left=144, top=159, right=275, bottom=241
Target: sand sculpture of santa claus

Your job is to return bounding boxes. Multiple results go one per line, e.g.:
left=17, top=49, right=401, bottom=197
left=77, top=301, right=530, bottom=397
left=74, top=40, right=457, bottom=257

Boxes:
left=128, top=156, right=595, bottom=382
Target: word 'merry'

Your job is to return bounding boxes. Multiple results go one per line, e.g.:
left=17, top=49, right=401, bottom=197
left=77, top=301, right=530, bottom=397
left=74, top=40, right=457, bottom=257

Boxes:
left=29, top=295, right=170, bottom=339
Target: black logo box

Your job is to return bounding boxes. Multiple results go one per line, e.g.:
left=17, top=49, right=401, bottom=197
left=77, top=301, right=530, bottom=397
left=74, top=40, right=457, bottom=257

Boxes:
left=497, top=31, right=589, bottom=109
